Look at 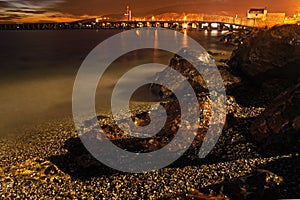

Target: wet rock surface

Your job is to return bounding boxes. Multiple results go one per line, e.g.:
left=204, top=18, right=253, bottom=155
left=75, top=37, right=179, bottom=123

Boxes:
left=250, top=80, right=300, bottom=155
left=220, top=28, right=259, bottom=46
left=228, top=25, right=300, bottom=87
left=175, top=169, right=284, bottom=200
left=1, top=25, right=300, bottom=199
left=150, top=48, right=241, bottom=99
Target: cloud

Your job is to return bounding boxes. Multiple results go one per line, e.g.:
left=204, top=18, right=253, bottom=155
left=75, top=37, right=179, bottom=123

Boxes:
left=0, top=0, right=67, bottom=22
left=0, top=0, right=298, bottom=23
left=0, top=13, right=22, bottom=20
left=0, top=6, right=99, bottom=23
left=0, top=0, right=64, bottom=9
left=6, top=9, right=47, bottom=14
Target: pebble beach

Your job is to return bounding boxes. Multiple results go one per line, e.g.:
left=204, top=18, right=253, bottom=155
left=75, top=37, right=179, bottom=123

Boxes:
left=1, top=25, right=300, bottom=199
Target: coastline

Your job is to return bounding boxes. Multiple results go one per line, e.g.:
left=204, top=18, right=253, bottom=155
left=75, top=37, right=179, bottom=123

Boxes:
left=1, top=96, right=299, bottom=199
left=1, top=27, right=299, bottom=199
left=0, top=29, right=233, bottom=137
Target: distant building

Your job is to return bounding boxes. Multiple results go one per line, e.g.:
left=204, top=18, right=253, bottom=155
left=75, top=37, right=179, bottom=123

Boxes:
left=284, top=13, right=300, bottom=25
left=125, top=5, right=132, bottom=21
left=266, top=13, right=286, bottom=26
left=247, top=8, right=267, bottom=21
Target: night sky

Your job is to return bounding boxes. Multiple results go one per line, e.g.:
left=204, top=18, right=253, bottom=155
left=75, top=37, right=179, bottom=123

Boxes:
left=0, top=0, right=299, bottom=23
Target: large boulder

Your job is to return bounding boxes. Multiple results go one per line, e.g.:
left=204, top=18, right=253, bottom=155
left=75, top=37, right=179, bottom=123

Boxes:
left=228, top=25, right=300, bottom=86
left=250, top=80, right=300, bottom=154
left=151, top=48, right=241, bottom=99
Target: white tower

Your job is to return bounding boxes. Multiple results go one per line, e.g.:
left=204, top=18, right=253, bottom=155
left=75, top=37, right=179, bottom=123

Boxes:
left=125, top=5, right=132, bottom=21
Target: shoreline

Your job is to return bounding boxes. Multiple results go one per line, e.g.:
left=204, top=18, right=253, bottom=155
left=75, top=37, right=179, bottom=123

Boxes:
left=2, top=27, right=299, bottom=199
left=0, top=29, right=233, bottom=138
left=1, top=101, right=299, bottom=198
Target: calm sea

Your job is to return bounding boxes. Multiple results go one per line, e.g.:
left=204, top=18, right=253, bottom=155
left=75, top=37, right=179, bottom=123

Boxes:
left=0, top=29, right=233, bottom=136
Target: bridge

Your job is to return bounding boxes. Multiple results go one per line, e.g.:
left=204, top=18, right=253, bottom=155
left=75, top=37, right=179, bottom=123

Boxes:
left=0, top=14, right=259, bottom=31
left=0, top=20, right=253, bottom=31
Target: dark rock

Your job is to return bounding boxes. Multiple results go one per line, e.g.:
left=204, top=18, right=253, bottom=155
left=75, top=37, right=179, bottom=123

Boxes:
left=207, top=50, right=222, bottom=56
left=196, top=169, right=283, bottom=200
left=151, top=48, right=241, bottom=99
left=173, top=169, right=283, bottom=200
left=228, top=25, right=300, bottom=87
left=220, top=29, right=258, bottom=46
left=250, top=80, right=300, bottom=154
left=150, top=50, right=211, bottom=98
left=184, top=188, right=229, bottom=199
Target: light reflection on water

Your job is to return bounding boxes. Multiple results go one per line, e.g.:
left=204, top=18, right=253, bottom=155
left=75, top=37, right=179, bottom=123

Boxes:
left=204, top=30, right=228, bottom=37
left=0, top=30, right=233, bottom=136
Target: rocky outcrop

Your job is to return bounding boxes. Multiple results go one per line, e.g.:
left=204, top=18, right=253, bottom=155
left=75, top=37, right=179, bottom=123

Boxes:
left=174, top=169, right=283, bottom=200
left=225, top=25, right=300, bottom=154
left=151, top=48, right=241, bottom=99
left=228, top=25, right=300, bottom=86
left=250, top=80, right=300, bottom=154
left=220, top=29, right=259, bottom=46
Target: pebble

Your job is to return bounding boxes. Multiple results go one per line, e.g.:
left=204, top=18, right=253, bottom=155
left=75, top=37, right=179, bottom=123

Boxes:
left=0, top=114, right=299, bottom=199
